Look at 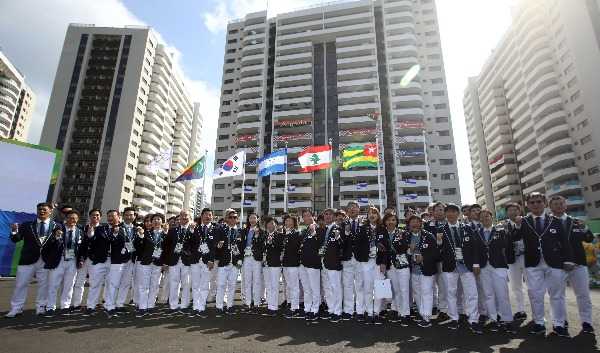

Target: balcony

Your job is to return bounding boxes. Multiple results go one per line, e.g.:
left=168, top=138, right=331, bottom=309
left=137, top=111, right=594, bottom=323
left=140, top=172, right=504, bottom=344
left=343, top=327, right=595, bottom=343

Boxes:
left=270, top=186, right=312, bottom=195
left=397, top=195, right=432, bottom=204
left=393, top=107, right=424, bottom=119
left=340, top=183, right=380, bottom=192
left=566, top=196, right=585, bottom=207
left=541, top=152, right=575, bottom=171
left=270, top=200, right=312, bottom=210
left=236, top=121, right=261, bottom=133
left=133, top=197, right=154, bottom=208
left=232, top=186, right=258, bottom=195
left=539, top=137, right=572, bottom=157
left=340, top=169, right=379, bottom=179
left=241, top=199, right=259, bottom=209
left=396, top=164, right=427, bottom=173
left=544, top=166, right=579, bottom=184
left=134, top=185, right=154, bottom=198
left=271, top=173, right=312, bottom=181
left=237, top=109, right=261, bottom=121
left=546, top=180, right=582, bottom=196
left=397, top=179, right=430, bottom=188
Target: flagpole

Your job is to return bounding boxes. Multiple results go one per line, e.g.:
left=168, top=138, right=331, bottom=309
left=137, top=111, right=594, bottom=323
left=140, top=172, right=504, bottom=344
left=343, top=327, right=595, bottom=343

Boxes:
left=199, top=149, right=208, bottom=212
left=376, top=117, right=383, bottom=214
left=165, top=141, right=175, bottom=217
left=328, top=137, right=333, bottom=209
left=284, top=142, right=289, bottom=213
left=240, top=152, right=246, bottom=228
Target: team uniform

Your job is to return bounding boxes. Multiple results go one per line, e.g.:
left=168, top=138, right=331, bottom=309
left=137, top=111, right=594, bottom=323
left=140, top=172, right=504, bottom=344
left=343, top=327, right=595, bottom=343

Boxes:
left=504, top=220, right=527, bottom=318
left=377, top=227, right=410, bottom=325
left=282, top=228, right=303, bottom=317
left=408, top=228, right=439, bottom=326
left=513, top=213, right=574, bottom=335
left=477, top=225, right=513, bottom=330
left=239, top=226, right=265, bottom=312
left=105, top=224, right=136, bottom=315
left=214, top=224, right=243, bottom=314
left=82, top=224, right=111, bottom=314
left=299, top=225, right=323, bottom=321
left=356, top=222, right=384, bottom=323
left=262, top=230, right=283, bottom=314
left=71, top=224, right=95, bottom=310
left=320, top=223, right=344, bottom=321
left=184, top=222, right=217, bottom=315
left=341, top=217, right=361, bottom=320
left=424, top=220, right=448, bottom=317
left=163, top=224, right=193, bottom=311
left=135, top=229, right=166, bottom=314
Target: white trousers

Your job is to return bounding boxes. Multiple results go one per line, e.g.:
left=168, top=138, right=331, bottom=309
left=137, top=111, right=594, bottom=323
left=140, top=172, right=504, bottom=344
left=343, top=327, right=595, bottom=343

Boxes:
left=137, top=264, right=162, bottom=310
left=359, top=259, right=382, bottom=316
left=567, top=265, right=593, bottom=325
left=216, top=264, right=238, bottom=309
left=388, top=266, right=411, bottom=316
left=283, top=267, right=300, bottom=310
left=526, top=262, right=567, bottom=326
left=508, top=255, right=526, bottom=313
left=475, top=274, right=486, bottom=316
left=434, top=263, right=448, bottom=312
left=190, top=262, right=211, bottom=311
left=242, top=257, right=263, bottom=307
left=131, top=261, right=139, bottom=305
left=299, top=266, right=321, bottom=314
left=47, top=259, right=78, bottom=310
left=412, top=273, right=434, bottom=321
left=321, top=269, right=329, bottom=306
left=86, top=261, right=109, bottom=309
left=209, top=264, right=218, bottom=300
left=72, top=259, right=90, bottom=308
left=10, top=258, right=48, bottom=312
left=444, top=271, right=478, bottom=323
left=480, top=266, right=512, bottom=322
left=342, top=258, right=361, bottom=314
left=326, top=269, right=342, bottom=315
left=264, top=267, right=281, bottom=311
left=168, top=260, right=191, bottom=310
left=105, top=261, right=134, bottom=310
left=158, top=267, right=169, bottom=303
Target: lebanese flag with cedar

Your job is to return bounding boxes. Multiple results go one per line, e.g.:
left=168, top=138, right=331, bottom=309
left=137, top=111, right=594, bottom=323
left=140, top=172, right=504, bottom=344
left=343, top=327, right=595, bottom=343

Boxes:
left=298, top=145, right=332, bottom=172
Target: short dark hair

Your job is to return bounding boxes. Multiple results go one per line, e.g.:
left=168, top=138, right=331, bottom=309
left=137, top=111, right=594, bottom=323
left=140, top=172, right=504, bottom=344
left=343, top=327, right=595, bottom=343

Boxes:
left=283, top=214, right=298, bottom=228
left=107, top=209, right=120, bottom=216
left=123, top=207, right=136, bottom=214
left=335, top=209, right=347, bottom=217
left=504, top=202, right=521, bottom=212
left=480, top=209, right=494, bottom=218
left=526, top=192, right=546, bottom=202
left=65, top=210, right=80, bottom=218
left=201, top=208, right=212, bottom=216
left=346, top=201, right=359, bottom=209
left=37, top=202, right=53, bottom=209
left=143, top=214, right=154, bottom=222
left=470, top=203, right=482, bottom=210
left=322, top=208, right=336, bottom=215
left=445, top=203, right=461, bottom=213
left=301, top=209, right=313, bottom=216
left=461, top=205, right=471, bottom=212
left=263, top=216, right=278, bottom=226
left=431, top=202, right=445, bottom=211
left=88, top=208, right=102, bottom=216
left=152, top=213, right=165, bottom=222
left=60, top=204, right=73, bottom=211
left=548, top=195, right=566, bottom=204
left=403, top=207, right=416, bottom=217
left=316, top=214, right=324, bottom=222
left=406, top=215, right=422, bottom=225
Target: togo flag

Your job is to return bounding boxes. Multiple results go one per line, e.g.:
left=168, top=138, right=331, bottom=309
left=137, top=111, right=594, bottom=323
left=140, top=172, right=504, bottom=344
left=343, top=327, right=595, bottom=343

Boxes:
left=213, top=151, right=245, bottom=179
left=298, top=145, right=332, bottom=172
left=258, top=149, right=287, bottom=177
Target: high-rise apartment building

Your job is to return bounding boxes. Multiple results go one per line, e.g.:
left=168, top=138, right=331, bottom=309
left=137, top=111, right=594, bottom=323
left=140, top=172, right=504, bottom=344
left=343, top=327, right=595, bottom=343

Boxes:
left=213, top=0, right=461, bottom=217
left=41, top=25, right=202, bottom=218
left=0, top=51, right=35, bottom=142
left=464, top=0, right=600, bottom=219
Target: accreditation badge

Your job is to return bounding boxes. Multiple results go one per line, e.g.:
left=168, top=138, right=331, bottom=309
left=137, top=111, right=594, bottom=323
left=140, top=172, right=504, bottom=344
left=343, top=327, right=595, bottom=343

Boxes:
left=199, top=243, right=209, bottom=254
left=65, top=248, right=75, bottom=260
left=175, top=243, right=183, bottom=254
left=454, top=247, right=463, bottom=261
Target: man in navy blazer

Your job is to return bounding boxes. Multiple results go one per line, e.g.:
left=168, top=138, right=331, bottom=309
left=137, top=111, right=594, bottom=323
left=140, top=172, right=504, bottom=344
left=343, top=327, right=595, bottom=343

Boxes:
left=514, top=192, right=574, bottom=337
left=6, top=202, right=59, bottom=318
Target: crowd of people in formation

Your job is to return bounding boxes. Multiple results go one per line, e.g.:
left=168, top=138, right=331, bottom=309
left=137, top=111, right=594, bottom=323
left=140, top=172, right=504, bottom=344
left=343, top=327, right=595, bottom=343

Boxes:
left=4, top=192, right=597, bottom=339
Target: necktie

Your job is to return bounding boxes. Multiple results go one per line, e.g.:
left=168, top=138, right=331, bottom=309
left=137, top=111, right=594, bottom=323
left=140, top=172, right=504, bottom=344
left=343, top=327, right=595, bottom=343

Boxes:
left=451, top=227, right=459, bottom=246
left=39, top=222, right=45, bottom=238
left=535, top=217, right=543, bottom=235
left=67, top=230, right=73, bottom=249
left=352, top=220, right=356, bottom=234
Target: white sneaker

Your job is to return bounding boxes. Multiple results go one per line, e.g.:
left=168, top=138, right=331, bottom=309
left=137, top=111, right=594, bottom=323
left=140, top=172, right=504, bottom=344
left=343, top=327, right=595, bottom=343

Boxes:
left=5, top=309, right=23, bottom=318
left=35, top=307, right=46, bottom=315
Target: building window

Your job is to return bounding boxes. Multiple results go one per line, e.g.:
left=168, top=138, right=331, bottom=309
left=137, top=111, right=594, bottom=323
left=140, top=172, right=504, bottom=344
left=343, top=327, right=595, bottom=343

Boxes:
left=129, top=151, right=136, bottom=158
left=436, top=117, right=449, bottom=123
left=438, top=130, right=450, bottom=136
left=588, top=166, right=600, bottom=175
left=434, top=103, right=447, bottom=109
left=226, top=49, right=236, bottom=54
left=215, top=184, right=225, bottom=190
left=220, top=123, right=231, bottom=128
left=227, top=39, right=237, bottom=44
left=443, top=188, right=457, bottom=195
left=223, top=89, right=233, bottom=95
left=222, top=100, right=231, bottom=106
left=441, top=173, right=455, bottom=180
left=591, top=183, right=600, bottom=192
left=595, top=200, right=600, bottom=208
left=567, top=77, right=578, bottom=88
left=581, top=135, right=592, bottom=145
left=128, top=163, right=134, bottom=170
left=570, top=90, right=580, bottom=102
left=224, top=79, right=234, bottom=84
left=124, top=187, right=131, bottom=193
left=217, top=146, right=228, bottom=152
left=427, top=54, right=441, bottom=59
left=439, top=144, right=452, bottom=150
left=221, top=111, right=231, bottom=117
left=574, top=105, right=584, bottom=116
left=214, top=197, right=225, bottom=203
left=226, top=58, right=235, bottom=64
left=432, top=90, right=445, bottom=96
left=429, top=65, right=442, bottom=71
left=584, top=150, right=596, bottom=160
left=125, top=175, right=132, bottom=181
left=136, top=107, right=143, bottom=115
left=218, top=134, right=229, bottom=140
left=439, top=158, right=454, bottom=165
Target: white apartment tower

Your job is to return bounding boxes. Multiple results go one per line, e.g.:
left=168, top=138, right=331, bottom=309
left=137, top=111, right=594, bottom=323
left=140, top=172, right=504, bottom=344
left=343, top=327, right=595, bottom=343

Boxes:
left=0, top=51, right=36, bottom=142
left=41, top=25, right=202, bottom=219
left=213, top=0, right=461, bottom=217
left=464, top=0, right=600, bottom=219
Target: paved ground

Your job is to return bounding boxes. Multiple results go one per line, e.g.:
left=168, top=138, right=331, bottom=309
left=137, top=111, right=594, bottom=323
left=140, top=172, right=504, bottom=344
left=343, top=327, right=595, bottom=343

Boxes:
left=0, top=279, right=599, bottom=353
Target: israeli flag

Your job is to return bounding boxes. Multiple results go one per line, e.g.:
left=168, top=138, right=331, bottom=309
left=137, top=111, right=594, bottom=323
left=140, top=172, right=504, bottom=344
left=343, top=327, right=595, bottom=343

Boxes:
left=405, top=178, right=417, bottom=185
left=358, top=197, right=369, bottom=204
left=243, top=199, right=253, bottom=206
left=357, top=182, right=368, bottom=190
left=258, top=149, right=287, bottom=177
left=404, top=194, right=418, bottom=200
left=288, top=185, right=296, bottom=192
left=244, top=185, right=254, bottom=192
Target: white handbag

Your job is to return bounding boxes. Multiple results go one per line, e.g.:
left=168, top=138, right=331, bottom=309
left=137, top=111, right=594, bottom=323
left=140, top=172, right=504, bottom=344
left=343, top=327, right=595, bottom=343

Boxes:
left=374, top=278, right=393, bottom=300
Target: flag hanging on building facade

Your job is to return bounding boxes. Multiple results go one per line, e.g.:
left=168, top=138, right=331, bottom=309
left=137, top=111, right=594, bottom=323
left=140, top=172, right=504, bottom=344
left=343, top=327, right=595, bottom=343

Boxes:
left=298, top=145, right=332, bottom=172
left=174, top=155, right=206, bottom=182
left=213, top=151, right=245, bottom=179
left=258, top=149, right=287, bottom=177
left=146, top=147, right=172, bottom=174
left=342, top=143, right=378, bottom=169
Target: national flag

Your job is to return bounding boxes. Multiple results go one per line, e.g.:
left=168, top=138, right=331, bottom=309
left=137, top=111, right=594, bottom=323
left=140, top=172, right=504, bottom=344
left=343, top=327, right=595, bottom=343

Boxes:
left=403, top=194, right=418, bottom=200
left=367, top=111, right=380, bottom=120
left=357, top=182, right=368, bottom=190
left=174, top=156, right=206, bottom=182
left=258, top=149, right=287, bottom=177
left=289, top=200, right=296, bottom=205
left=405, top=178, right=417, bottom=185
left=146, top=147, right=172, bottom=174
left=247, top=159, right=259, bottom=167
left=298, top=145, right=332, bottom=172
left=342, top=143, right=378, bottom=169
left=358, top=197, right=369, bottom=205
left=244, top=185, right=254, bottom=192
left=243, top=199, right=253, bottom=206
left=288, top=185, right=296, bottom=192
left=213, top=151, right=245, bottom=179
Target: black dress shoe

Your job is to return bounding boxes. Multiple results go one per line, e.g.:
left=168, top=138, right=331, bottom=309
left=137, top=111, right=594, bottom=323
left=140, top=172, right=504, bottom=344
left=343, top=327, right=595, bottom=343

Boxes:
left=470, top=323, right=483, bottom=334
left=582, top=322, right=595, bottom=334
left=437, top=312, right=450, bottom=322
left=215, top=309, right=224, bottom=318
left=513, top=311, right=527, bottom=321
left=43, top=309, right=56, bottom=318
left=529, top=323, right=546, bottom=335
left=330, top=314, right=340, bottom=323
left=446, top=320, right=459, bottom=330
left=342, top=313, right=352, bottom=321
left=552, top=326, right=570, bottom=338
left=417, top=320, right=432, bottom=328
left=399, top=316, right=410, bottom=327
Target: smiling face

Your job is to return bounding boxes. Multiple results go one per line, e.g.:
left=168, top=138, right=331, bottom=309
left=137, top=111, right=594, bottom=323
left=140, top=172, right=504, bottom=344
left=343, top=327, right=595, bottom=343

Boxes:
left=527, top=195, right=546, bottom=216
left=65, top=212, right=79, bottom=227
left=347, top=203, right=359, bottom=219
left=37, top=205, right=51, bottom=220
left=123, top=210, right=136, bottom=224
left=89, top=211, right=101, bottom=225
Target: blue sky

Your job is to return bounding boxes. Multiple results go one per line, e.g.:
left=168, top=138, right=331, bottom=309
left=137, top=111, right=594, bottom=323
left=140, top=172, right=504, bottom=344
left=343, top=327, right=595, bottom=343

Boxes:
left=0, top=0, right=515, bottom=204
